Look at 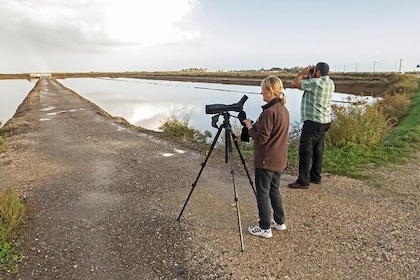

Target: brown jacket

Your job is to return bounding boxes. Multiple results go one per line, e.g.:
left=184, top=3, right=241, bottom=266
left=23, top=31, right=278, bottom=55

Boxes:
left=248, top=98, right=289, bottom=171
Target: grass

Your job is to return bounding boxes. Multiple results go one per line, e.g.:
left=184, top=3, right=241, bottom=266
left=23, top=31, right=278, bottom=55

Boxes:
left=1, top=123, right=26, bottom=275
left=0, top=187, right=26, bottom=274
left=323, top=86, right=420, bottom=178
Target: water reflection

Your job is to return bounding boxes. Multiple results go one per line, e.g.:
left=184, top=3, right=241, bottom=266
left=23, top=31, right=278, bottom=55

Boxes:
left=1, top=78, right=374, bottom=135
left=60, top=78, right=303, bottom=133
left=0, top=80, right=34, bottom=126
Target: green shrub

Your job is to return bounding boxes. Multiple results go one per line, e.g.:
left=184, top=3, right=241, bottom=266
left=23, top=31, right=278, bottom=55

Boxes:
left=387, top=73, right=419, bottom=96
left=0, top=187, right=26, bottom=273
left=379, top=92, right=412, bottom=124
left=378, top=75, right=419, bottom=124
left=160, top=114, right=194, bottom=139
left=0, top=188, right=25, bottom=240
left=159, top=114, right=211, bottom=143
left=326, top=97, right=391, bottom=149
left=287, top=121, right=302, bottom=167
left=323, top=90, right=420, bottom=178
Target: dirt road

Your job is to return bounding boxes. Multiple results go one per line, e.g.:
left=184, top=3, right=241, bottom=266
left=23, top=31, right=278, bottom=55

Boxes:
left=0, top=77, right=418, bottom=279
left=1, top=77, right=233, bottom=279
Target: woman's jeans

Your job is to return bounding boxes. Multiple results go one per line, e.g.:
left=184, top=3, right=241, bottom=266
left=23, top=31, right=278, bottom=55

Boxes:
left=255, top=168, right=285, bottom=230
left=298, top=120, right=331, bottom=186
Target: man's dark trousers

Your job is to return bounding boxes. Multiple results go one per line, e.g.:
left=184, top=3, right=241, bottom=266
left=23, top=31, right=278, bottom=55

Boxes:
left=297, top=120, right=331, bottom=186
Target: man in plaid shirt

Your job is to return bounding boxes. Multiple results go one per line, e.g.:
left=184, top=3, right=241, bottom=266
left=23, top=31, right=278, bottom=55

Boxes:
left=288, top=62, right=335, bottom=189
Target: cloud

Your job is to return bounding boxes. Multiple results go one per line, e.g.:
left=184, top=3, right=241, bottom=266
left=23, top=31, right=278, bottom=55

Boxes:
left=1, top=0, right=200, bottom=53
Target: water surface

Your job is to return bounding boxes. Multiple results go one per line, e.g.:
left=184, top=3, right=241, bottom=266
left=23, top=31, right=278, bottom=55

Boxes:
left=60, top=78, right=307, bottom=133
left=2, top=78, right=371, bottom=135
left=0, top=80, right=34, bottom=125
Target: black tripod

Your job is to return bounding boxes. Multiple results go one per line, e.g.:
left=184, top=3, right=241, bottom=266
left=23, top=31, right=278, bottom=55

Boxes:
left=177, top=111, right=256, bottom=252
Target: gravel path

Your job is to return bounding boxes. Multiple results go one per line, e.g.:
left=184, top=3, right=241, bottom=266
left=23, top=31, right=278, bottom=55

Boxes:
left=0, top=77, right=418, bottom=279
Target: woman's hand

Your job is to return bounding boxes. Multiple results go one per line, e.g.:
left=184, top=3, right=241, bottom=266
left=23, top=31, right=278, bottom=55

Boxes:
left=243, top=119, right=252, bottom=129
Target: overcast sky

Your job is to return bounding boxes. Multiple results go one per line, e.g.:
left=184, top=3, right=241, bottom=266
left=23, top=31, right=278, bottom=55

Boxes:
left=1, top=0, right=419, bottom=73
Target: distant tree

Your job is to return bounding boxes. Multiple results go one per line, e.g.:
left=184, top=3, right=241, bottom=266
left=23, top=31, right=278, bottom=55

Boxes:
left=287, top=66, right=303, bottom=72
left=181, top=68, right=208, bottom=72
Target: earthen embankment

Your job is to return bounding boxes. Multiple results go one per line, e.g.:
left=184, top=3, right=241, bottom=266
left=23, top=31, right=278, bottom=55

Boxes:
left=0, top=77, right=418, bottom=279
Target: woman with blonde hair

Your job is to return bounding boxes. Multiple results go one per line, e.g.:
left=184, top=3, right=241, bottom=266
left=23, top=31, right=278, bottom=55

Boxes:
left=242, top=75, right=289, bottom=238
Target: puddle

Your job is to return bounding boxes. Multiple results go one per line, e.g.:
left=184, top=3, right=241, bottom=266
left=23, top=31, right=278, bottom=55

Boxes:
left=46, top=110, right=67, bottom=116
left=41, top=106, right=56, bottom=112
left=162, top=149, right=186, bottom=157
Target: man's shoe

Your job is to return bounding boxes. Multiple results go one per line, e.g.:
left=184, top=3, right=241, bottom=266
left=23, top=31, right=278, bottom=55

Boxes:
left=310, top=179, right=321, bottom=184
left=288, top=181, right=309, bottom=189
left=270, top=219, right=287, bottom=231
left=248, top=225, right=273, bottom=238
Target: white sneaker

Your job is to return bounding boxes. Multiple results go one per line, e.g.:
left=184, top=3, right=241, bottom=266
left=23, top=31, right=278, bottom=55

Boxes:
left=248, top=225, right=273, bottom=238
left=270, top=219, right=287, bottom=231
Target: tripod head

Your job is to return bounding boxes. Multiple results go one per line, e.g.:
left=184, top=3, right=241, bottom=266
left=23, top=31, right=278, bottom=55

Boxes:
left=210, top=111, right=234, bottom=129
left=210, top=109, right=252, bottom=144
left=207, top=95, right=248, bottom=129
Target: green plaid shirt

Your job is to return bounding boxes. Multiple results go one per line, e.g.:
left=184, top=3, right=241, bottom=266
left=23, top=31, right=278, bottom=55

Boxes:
left=300, top=76, right=335, bottom=124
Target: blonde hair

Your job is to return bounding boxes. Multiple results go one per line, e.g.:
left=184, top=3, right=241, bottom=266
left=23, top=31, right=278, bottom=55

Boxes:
left=260, top=75, right=286, bottom=105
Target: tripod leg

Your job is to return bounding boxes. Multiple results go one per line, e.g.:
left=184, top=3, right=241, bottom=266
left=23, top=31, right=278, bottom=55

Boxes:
left=231, top=132, right=257, bottom=197
left=226, top=128, right=245, bottom=252
left=177, top=125, right=223, bottom=221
